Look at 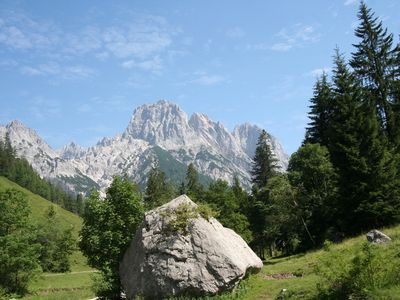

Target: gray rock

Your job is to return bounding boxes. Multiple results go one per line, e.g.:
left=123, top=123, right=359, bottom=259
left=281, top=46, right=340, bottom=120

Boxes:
left=366, top=229, right=392, bottom=244
left=120, top=195, right=263, bottom=299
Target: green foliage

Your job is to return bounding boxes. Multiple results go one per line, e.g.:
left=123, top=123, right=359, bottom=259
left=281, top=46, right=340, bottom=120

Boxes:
left=262, top=175, right=300, bottom=254
left=36, top=205, right=75, bottom=272
left=161, top=203, right=199, bottom=235
left=288, top=143, right=338, bottom=248
left=144, top=166, right=176, bottom=210
left=204, top=179, right=252, bottom=242
left=305, top=73, right=333, bottom=146
left=350, top=1, right=398, bottom=143
left=79, top=176, right=144, bottom=299
left=251, top=130, right=278, bottom=189
left=0, top=189, right=41, bottom=295
left=185, top=163, right=204, bottom=201
left=161, top=203, right=219, bottom=235
left=197, top=203, right=219, bottom=220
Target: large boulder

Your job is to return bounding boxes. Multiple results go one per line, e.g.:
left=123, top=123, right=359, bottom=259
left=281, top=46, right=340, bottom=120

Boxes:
left=120, top=195, right=263, bottom=299
left=366, top=229, right=391, bottom=244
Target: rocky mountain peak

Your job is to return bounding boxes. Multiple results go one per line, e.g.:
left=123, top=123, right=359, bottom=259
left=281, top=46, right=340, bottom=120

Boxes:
left=233, top=123, right=262, bottom=158
left=59, top=141, right=86, bottom=159
left=123, top=100, right=193, bottom=147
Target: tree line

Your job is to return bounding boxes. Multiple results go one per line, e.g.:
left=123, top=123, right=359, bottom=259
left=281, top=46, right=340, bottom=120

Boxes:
left=0, top=133, right=84, bottom=215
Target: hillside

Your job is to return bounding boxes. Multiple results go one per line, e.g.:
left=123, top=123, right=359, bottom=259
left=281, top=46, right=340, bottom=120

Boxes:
left=239, top=225, right=400, bottom=299
left=0, top=176, right=95, bottom=299
left=0, top=176, right=81, bottom=235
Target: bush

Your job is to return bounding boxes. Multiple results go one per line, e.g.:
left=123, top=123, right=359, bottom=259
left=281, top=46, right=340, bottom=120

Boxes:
left=161, top=203, right=219, bottom=235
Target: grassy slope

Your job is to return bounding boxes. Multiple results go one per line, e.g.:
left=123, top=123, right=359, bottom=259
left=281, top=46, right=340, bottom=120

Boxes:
left=240, top=225, right=400, bottom=300
left=0, top=176, right=95, bottom=300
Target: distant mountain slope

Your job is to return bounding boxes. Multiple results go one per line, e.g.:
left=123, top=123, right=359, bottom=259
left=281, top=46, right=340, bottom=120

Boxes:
left=0, top=176, right=82, bottom=234
left=0, top=100, right=289, bottom=193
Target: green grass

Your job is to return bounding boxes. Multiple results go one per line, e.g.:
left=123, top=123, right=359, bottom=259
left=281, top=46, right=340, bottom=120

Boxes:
left=236, top=225, right=400, bottom=299
left=0, top=176, right=95, bottom=299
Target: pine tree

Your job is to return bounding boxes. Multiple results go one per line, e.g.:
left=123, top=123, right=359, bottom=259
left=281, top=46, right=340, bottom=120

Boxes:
left=249, top=130, right=279, bottom=258
left=144, top=166, right=175, bottom=210
left=185, top=163, right=203, bottom=201
left=204, top=179, right=252, bottom=242
left=327, top=49, right=366, bottom=233
left=350, top=1, right=398, bottom=142
left=251, top=130, right=278, bottom=189
left=356, top=104, right=400, bottom=229
left=304, top=73, right=333, bottom=146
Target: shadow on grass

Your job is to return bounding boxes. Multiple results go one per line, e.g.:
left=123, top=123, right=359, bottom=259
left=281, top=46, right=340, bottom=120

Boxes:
left=263, top=252, right=307, bottom=266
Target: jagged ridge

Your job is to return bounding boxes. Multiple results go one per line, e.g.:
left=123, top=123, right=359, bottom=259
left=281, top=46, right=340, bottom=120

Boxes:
left=0, top=100, right=289, bottom=193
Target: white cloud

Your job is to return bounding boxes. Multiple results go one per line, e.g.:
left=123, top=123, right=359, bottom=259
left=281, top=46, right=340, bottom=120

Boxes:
left=307, top=67, right=332, bottom=77
left=344, top=0, right=358, bottom=6
left=270, top=24, right=321, bottom=52
left=20, top=62, right=96, bottom=79
left=270, top=43, right=293, bottom=51
left=246, top=24, right=321, bottom=52
left=0, top=12, right=58, bottom=50
left=121, top=56, right=163, bottom=73
left=192, top=73, right=225, bottom=86
left=0, top=12, right=177, bottom=74
left=226, top=27, right=245, bottom=38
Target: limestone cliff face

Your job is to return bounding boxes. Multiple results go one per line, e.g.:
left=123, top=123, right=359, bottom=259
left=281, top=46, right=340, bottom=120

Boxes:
left=120, top=195, right=263, bottom=299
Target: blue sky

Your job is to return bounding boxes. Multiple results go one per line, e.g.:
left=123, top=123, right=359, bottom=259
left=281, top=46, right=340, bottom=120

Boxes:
left=0, top=0, right=399, bottom=154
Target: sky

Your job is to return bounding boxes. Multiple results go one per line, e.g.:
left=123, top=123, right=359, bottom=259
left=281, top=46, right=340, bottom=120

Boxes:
left=0, top=0, right=399, bottom=154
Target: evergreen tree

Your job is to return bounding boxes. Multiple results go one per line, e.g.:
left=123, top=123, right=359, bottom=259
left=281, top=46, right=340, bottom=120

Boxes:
left=232, top=175, right=249, bottom=213
left=356, top=104, right=400, bottom=230
left=304, top=73, right=333, bottom=146
left=262, top=175, right=300, bottom=255
left=251, top=130, right=278, bottom=189
left=204, top=179, right=252, bottom=242
left=288, top=143, right=338, bottom=248
left=79, top=176, right=144, bottom=300
left=327, top=49, right=368, bottom=233
left=248, top=130, right=279, bottom=258
left=185, top=163, right=204, bottom=201
left=144, top=166, right=175, bottom=210
left=350, top=1, right=399, bottom=142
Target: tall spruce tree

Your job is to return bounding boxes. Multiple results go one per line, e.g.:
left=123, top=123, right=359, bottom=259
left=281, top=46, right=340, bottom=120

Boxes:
left=249, top=130, right=279, bottom=258
left=328, top=49, right=367, bottom=233
left=251, top=130, right=278, bottom=189
left=350, top=1, right=398, bottom=142
left=356, top=103, right=400, bottom=230
left=144, top=166, right=175, bottom=210
left=304, top=73, right=333, bottom=146
left=185, top=163, right=203, bottom=201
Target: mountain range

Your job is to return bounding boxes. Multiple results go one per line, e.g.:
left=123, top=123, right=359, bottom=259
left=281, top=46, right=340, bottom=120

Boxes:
left=0, top=100, right=288, bottom=193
